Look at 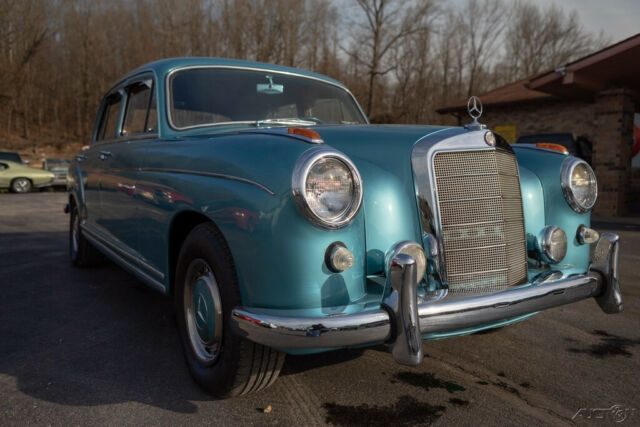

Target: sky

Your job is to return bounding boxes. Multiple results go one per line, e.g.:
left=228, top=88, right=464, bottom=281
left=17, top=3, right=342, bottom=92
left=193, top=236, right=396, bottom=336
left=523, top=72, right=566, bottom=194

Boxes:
left=531, top=0, right=640, bottom=43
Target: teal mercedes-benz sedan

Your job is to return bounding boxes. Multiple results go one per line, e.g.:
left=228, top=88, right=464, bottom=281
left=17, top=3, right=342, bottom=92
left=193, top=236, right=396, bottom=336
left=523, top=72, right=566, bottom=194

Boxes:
left=66, top=58, right=622, bottom=398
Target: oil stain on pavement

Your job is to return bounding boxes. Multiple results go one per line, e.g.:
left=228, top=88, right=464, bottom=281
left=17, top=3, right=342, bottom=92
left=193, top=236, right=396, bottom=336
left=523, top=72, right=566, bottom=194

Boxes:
left=568, top=330, right=640, bottom=358
left=323, top=395, right=445, bottom=426
left=393, top=371, right=466, bottom=393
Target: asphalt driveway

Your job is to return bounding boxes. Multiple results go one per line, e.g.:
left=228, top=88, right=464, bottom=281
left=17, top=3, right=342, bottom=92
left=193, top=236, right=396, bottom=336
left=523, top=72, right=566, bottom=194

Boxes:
left=1, top=193, right=638, bottom=425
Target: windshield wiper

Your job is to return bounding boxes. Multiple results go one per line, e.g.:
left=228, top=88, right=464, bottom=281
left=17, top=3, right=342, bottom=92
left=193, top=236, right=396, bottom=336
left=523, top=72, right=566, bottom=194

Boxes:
left=254, top=118, right=316, bottom=127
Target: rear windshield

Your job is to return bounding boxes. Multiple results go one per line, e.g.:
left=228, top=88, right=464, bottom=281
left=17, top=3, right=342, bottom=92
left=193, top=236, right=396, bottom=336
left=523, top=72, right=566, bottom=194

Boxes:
left=169, top=68, right=366, bottom=129
left=0, top=152, right=22, bottom=163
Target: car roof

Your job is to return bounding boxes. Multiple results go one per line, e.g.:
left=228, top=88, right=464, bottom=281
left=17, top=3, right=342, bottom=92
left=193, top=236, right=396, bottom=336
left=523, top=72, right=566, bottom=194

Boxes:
left=114, top=57, right=347, bottom=91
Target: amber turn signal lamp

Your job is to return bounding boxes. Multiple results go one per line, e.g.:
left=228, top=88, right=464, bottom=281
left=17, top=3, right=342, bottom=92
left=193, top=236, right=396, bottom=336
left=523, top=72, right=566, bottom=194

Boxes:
left=288, top=127, right=323, bottom=143
left=536, top=143, right=569, bottom=154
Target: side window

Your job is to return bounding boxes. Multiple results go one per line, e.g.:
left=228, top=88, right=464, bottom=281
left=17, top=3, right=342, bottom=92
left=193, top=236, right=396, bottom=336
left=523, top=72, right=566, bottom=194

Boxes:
left=122, top=79, right=157, bottom=136
left=122, top=81, right=152, bottom=136
left=146, top=88, right=157, bottom=133
left=97, top=93, right=122, bottom=141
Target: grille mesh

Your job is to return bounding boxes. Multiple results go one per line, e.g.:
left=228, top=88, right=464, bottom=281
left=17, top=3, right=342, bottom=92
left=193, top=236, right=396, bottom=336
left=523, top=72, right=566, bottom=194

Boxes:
left=433, top=149, right=527, bottom=293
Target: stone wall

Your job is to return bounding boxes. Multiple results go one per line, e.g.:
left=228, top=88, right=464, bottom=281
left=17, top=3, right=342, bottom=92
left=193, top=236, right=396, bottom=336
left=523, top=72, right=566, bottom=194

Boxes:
left=591, top=89, right=635, bottom=216
left=480, top=98, right=598, bottom=142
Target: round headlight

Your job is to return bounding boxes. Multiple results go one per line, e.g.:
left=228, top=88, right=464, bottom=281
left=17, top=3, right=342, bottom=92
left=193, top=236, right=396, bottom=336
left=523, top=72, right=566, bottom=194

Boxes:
left=538, top=226, right=567, bottom=264
left=292, top=147, right=363, bottom=229
left=561, top=158, right=597, bottom=213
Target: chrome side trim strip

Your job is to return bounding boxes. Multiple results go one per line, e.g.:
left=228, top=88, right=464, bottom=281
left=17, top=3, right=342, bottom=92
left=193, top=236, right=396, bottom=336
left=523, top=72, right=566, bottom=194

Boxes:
left=138, top=167, right=275, bottom=196
left=81, top=225, right=167, bottom=294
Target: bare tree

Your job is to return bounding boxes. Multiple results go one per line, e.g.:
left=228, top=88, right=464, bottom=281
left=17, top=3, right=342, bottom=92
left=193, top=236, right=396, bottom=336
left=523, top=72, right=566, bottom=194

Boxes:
left=347, top=0, right=438, bottom=117
left=501, top=1, right=607, bottom=81
left=0, top=0, right=609, bottom=154
left=456, top=0, right=507, bottom=97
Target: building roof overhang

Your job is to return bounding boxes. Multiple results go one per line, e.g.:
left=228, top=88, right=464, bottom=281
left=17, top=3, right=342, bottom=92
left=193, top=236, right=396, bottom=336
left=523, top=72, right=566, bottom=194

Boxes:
left=437, top=33, right=640, bottom=115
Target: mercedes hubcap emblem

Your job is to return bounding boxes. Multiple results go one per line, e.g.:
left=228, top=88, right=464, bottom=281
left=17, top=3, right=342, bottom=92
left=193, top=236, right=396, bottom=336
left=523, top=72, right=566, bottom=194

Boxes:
left=195, top=293, right=208, bottom=332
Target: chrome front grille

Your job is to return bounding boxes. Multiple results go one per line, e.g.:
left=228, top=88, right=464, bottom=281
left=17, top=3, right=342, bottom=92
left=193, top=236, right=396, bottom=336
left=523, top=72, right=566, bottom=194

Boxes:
left=433, top=150, right=527, bottom=293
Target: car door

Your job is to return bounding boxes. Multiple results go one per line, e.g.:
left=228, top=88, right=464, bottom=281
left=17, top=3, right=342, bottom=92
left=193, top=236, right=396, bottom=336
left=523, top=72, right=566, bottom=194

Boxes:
left=81, top=91, right=124, bottom=231
left=98, top=76, right=160, bottom=278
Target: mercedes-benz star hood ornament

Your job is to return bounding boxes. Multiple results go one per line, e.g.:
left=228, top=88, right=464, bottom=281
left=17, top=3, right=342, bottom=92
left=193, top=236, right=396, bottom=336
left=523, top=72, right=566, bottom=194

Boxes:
left=464, top=95, right=486, bottom=130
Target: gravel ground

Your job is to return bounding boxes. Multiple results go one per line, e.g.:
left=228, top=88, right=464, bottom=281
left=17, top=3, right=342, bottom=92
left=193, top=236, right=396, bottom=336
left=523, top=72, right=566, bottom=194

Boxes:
left=1, top=193, right=638, bottom=426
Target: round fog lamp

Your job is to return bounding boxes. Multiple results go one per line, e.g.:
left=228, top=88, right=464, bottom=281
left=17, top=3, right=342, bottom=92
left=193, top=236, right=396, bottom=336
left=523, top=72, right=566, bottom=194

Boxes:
left=326, top=243, right=355, bottom=272
left=538, top=226, right=567, bottom=264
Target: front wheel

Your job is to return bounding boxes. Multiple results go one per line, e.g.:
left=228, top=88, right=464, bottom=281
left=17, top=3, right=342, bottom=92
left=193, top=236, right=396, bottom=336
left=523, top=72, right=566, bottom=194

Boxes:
left=175, top=223, right=284, bottom=397
left=11, top=178, right=32, bottom=193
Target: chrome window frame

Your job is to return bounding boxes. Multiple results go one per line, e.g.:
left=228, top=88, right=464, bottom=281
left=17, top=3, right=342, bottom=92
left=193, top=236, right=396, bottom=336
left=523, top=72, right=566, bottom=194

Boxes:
left=165, top=65, right=369, bottom=132
left=92, top=70, right=160, bottom=146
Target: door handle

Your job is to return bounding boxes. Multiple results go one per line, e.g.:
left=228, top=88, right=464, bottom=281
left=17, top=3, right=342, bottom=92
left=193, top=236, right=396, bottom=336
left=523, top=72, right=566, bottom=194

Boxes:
left=99, top=151, right=113, bottom=161
left=75, top=154, right=87, bottom=163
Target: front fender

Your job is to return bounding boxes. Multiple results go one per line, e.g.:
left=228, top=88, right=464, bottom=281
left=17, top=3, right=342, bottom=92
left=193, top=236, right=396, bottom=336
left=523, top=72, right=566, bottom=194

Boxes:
left=514, top=148, right=591, bottom=274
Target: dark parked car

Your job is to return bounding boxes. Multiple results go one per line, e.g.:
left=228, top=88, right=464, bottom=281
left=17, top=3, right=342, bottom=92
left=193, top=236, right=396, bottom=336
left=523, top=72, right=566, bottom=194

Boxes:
left=516, top=133, right=592, bottom=164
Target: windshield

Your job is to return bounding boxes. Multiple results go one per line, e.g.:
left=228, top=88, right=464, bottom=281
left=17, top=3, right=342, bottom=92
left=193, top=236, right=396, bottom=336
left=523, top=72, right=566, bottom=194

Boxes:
left=169, top=68, right=367, bottom=129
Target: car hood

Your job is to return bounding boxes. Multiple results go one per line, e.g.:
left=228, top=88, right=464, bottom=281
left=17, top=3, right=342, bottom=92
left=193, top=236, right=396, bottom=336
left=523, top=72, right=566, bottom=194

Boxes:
left=316, top=124, right=458, bottom=170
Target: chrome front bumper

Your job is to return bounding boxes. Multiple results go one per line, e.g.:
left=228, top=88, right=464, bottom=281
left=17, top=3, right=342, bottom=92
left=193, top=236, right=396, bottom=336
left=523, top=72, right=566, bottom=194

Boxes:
left=231, top=233, right=622, bottom=366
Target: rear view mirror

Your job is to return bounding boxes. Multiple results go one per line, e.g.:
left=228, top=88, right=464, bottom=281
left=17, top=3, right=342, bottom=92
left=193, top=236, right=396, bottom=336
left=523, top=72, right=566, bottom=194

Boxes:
left=257, top=75, right=283, bottom=95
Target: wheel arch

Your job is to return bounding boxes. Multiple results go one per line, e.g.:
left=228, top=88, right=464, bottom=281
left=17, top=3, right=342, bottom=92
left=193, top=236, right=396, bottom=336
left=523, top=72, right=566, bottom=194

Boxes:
left=168, top=210, right=233, bottom=296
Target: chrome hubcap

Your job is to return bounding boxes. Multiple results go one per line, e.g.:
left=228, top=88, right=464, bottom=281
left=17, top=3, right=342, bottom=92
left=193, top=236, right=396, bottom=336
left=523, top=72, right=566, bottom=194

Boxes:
left=184, top=259, right=223, bottom=364
left=15, top=179, right=28, bottom=192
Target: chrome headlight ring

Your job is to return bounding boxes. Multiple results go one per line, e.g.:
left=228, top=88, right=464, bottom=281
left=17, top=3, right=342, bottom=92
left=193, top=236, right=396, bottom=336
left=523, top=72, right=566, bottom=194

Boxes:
left=292, top=147, right=363, bottom=229
left=561, top=157, right=598, bottom=213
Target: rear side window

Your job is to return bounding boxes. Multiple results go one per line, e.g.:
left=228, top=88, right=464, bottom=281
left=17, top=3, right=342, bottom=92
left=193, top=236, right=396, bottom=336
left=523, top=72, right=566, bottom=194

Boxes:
left=97, top=93, right=123, bottom=141
left=122, top=80, right=155, bottom=136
